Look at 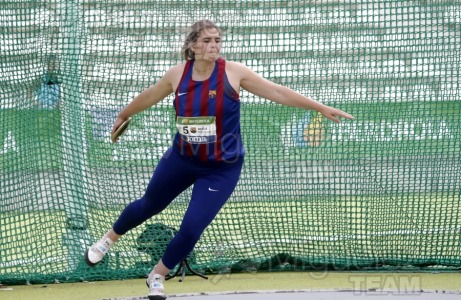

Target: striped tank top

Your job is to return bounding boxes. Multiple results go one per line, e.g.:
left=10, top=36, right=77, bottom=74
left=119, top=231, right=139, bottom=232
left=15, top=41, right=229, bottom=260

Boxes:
left=172, top=58, right=244, bottom=162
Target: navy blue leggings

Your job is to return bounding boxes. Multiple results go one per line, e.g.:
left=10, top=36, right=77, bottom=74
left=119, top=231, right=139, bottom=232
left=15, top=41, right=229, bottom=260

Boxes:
left=112, top=148, right=243, bottom=269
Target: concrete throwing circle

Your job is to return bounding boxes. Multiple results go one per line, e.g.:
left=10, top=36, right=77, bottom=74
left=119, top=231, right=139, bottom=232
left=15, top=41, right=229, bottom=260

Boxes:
left=105, top=289, right=461, bottom=300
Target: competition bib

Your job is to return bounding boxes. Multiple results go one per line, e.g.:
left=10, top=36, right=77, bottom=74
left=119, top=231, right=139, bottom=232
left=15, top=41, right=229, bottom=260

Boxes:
left=176, top=116, right=217, bottom=144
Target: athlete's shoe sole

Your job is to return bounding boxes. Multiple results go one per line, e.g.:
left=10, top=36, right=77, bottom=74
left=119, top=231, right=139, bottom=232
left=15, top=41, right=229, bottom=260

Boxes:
left=148, top=295, right=166, bottom=300
left=84, top=249, right=99, bottom=267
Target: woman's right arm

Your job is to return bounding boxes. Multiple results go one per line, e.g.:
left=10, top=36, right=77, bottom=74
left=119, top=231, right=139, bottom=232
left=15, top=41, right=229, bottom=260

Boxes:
left=118, top=72, right=176, bottom=119
left=112, top=66, right=180, bottom=134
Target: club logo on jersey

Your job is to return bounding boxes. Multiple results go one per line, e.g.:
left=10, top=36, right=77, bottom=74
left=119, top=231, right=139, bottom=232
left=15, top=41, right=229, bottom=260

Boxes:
left=208, top=90, right=216, bottom=98
left=190, top=127, right=197, bottom=133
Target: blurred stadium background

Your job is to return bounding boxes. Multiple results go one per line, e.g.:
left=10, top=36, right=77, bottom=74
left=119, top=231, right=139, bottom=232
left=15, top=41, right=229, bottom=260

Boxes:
left=0, top=0, right=460, bottom=285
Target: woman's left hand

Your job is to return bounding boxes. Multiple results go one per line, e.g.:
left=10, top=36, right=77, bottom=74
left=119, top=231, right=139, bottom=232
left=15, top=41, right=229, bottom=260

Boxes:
left=319, top=106, right=354, bottom=123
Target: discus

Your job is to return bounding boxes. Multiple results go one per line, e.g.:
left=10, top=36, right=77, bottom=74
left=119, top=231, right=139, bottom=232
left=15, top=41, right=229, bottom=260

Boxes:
left=111, top=118, right=131, bottom=143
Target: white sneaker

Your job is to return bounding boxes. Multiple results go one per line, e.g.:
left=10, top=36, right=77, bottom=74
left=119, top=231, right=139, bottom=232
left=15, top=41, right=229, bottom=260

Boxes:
left=147, top=273, right=166, bottom=300
left=84, top=238, right=114, bottom=266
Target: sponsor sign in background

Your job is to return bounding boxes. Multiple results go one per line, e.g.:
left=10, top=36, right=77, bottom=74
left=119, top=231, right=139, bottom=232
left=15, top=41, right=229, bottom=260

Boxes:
left=84, top=100, right=460, bottom=165
left=2, top=100, right=458, bottom=176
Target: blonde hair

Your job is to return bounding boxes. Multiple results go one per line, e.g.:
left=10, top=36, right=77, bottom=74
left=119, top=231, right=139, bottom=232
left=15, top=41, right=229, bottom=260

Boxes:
left=181, top=20, right=222, bottom=60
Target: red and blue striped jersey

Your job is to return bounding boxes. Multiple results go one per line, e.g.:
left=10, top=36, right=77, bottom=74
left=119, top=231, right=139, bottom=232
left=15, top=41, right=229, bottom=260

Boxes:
left=172, top=58, right=244, bottom=162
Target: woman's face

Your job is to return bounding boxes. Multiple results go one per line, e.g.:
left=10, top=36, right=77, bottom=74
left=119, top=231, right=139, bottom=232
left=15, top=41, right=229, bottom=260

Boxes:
left=191, top=27, right=221, bottom=62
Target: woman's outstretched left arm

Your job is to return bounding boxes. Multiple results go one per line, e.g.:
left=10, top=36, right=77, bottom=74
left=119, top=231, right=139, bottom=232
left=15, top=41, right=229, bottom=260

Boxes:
left=233, top=62, right=354, bottom=123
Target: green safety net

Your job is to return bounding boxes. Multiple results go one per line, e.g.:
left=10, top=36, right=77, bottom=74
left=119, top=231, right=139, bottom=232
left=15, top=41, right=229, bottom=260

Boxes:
left=1, top=0, right=460, bottom=285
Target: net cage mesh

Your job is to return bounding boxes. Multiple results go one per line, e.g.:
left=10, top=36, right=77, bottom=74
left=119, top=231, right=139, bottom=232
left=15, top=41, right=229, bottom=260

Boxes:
left=0, top=0, right=460, bottom=284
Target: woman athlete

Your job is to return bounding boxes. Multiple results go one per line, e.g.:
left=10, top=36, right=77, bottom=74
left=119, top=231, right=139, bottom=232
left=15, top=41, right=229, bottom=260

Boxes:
left=85, top=19, right=354, bottom=300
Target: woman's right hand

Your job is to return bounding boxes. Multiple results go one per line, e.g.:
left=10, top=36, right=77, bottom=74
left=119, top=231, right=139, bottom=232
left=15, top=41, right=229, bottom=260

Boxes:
left=111, top=116, right=130, bottom=143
